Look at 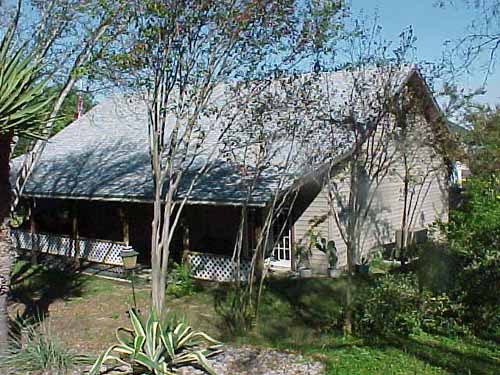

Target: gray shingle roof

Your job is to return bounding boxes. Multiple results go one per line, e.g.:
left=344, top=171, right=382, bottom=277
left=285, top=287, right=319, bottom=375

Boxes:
left=12, top=67, right=417, bottom=206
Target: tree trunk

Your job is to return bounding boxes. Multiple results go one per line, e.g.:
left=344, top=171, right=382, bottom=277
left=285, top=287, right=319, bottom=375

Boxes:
left=0, top=133, right=13, bottom=355
left=343, top=159, right=359, bottom=336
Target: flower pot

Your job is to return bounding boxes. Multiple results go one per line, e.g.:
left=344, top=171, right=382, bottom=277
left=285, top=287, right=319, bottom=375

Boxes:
left=328, top=268, right=342, bottom=278
left=355, top=264, right=370, bottom=274
left=299, top=268, right=312, bottom=278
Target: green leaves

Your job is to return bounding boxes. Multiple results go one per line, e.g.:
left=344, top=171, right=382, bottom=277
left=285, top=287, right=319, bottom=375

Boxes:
left=444, top=175, right=500, bottom=335
left=0, top=37, right=54, bottom=138
left=90, top=309, right=222, bottom=375
left=315, top=236, right=338, bottom=268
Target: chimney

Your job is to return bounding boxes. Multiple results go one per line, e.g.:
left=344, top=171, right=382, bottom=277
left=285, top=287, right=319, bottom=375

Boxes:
left=75, top=95, right=83, bottom=119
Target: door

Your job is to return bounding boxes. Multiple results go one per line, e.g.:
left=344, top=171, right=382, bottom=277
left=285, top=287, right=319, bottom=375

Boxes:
left=271, top=214, right=292, bottom=268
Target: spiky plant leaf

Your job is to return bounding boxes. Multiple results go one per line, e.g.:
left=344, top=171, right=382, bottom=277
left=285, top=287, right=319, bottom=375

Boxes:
left=90, top=309, right=222, bottom=375
left=0, top=38, right=54, bottom=138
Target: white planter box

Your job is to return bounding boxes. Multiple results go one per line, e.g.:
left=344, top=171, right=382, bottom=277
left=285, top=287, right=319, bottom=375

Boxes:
left=299, top=268, right=312, bottom=278
left=328, top=268, right=342, bottom=278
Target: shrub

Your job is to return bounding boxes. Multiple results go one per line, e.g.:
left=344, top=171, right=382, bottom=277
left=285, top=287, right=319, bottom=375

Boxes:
left=414, top=242, right=460, bottom=295
left=90, top=309, right=222, bottom=375
left=353, top=272, right=472, bottom=338
left=167, top=262, right=196, bottom=298
left=1, top=320, right=89, bottom=374
left=214, top=287, right=255, bottom=336
left=294, top=283, right=345, bottom=333
left=420, top=292, right=468, bottom=336
left=443, top=175, right=500, bottom=336
left=353, top=273, right=422, bottom=336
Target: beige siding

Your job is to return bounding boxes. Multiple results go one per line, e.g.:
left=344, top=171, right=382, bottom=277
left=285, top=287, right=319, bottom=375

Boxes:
left=294, top=116, right=449, bottom=274
left=293, top=189, right=330, bottom=274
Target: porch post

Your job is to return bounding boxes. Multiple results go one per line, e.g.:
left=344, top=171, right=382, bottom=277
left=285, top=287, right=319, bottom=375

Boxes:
left=290, top=224, right=296, bottom=271
left=254, top=208, right=265, bottom=279
left=120, top=206, right=130, bottom=246
left=72, top=202, right=80, bottom=262
left=242, top=207, right=249, bottom=258
left=181, top=218, right=190, bottom=264
left=30, top=199, right=38, bottom=265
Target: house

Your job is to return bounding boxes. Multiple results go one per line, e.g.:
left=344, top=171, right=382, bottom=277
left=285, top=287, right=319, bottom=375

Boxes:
left=9, top=67, right=451, bottom=280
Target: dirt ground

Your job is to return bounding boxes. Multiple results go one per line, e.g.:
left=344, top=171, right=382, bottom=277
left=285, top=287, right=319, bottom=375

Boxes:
left=8, top=274, right=219, bottom=356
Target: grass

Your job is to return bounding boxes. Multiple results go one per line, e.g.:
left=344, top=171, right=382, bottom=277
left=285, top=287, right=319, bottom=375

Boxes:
left=2, top=319, right=91, bottom=374
left=6, top=260, right=500, bottom=375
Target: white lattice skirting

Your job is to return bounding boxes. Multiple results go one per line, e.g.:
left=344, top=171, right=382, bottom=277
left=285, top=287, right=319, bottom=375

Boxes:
left=10, top=229, right=125, bottom=266
left=187, top=252, right=251, bottom=282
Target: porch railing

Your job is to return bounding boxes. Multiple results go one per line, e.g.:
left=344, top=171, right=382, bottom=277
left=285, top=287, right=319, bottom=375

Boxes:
left=10, top=229, right=124, bottom=266
left=186, top=251, right=251, bottom=282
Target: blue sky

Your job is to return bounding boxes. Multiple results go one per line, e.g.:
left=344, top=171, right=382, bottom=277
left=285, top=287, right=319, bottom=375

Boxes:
left=350, top=0, right=500, bottom=105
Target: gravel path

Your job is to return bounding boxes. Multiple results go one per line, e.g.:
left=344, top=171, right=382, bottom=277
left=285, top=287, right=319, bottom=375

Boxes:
left=88, top=345, right=325, bottom=375
left=178, top=346, right=325, bottom=375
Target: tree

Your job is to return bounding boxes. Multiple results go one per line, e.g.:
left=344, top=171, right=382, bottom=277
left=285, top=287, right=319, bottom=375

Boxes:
left=219, top=76, right=324, bottom=331
left=464, top=106, right=500, bottom=176
left=8, top=0, right=129, bottom=212
left=113, top=0, right=344, bottom=315
left=0, top=0, right=131, bottom=354
left=304, top=20, right=444, bottom=333
left=437, top=0, right=500, bottom=79
left=0, top=30, right=53, bottom=355
left=392, top=83, right=453, bottom=262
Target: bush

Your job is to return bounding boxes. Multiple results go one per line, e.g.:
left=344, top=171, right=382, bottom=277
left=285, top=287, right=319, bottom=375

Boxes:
left=1, top=320, right=89, bottom=374
left=420, top=292, right=468, bottom=336
left=214, top=287, right=255, bottom=336
left=167, top=262, right=196, bottom=298
left=414, top=243, right=460, bottom=295
left=443, top=175, right=500, bottom=336
left=353, top=272, right=472, bottom=338
left=353, top=274, right=422, bottom=336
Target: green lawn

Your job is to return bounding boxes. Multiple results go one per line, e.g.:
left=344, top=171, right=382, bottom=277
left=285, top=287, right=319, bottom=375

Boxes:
left=228, top=278, right=500, bottom=375
left=7, top=260, right=500, bottom=375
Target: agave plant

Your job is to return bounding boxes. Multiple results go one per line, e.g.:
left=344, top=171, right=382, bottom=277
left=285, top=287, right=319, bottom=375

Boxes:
left=89, top=309, right=222, bottom=375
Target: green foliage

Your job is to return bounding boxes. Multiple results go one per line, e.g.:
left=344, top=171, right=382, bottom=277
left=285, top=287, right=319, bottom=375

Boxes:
left=465, top=107, right=500, bottom=177
left=353, top=271, right=471, bottom=338
left=1, top=320, right=90, bottom=374
left=446, top=175, right=500, bottom=262
left=419, top=293, right=468, bottom=336
left=354, top=274, right=422, bottom=336
left=90, top=309, right=222, bottom=375
left=443, top=175, right=500, bottom=335
left=315, top=237, right=338, bottom=268
left=414, top=243, right=460, bottom=295
left=214, top=287, right=255, bottom=336
left=0, top=38, right=54, bottom=138
left=295, top=218, right=327, bottom=268
left=167, top=262, right=196, bottom=298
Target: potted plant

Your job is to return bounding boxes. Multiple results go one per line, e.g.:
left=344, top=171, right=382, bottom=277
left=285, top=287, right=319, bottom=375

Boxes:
left=295, top=243, right=312, bottom=278
left=315, top=237, right=341, bottom=278
left=355, top=255, right=370, bottom=274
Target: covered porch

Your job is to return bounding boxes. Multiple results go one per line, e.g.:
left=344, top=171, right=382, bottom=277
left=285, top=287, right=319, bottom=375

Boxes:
left=10, top=197, right=294, bottom=281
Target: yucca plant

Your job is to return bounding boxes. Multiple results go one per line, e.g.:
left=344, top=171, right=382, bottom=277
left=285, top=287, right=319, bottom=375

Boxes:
left=0, top=28, right=55, bottom=357
left=89, top=309, right=222, bottom=375
left=0, top=38, right=54, bottom=138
